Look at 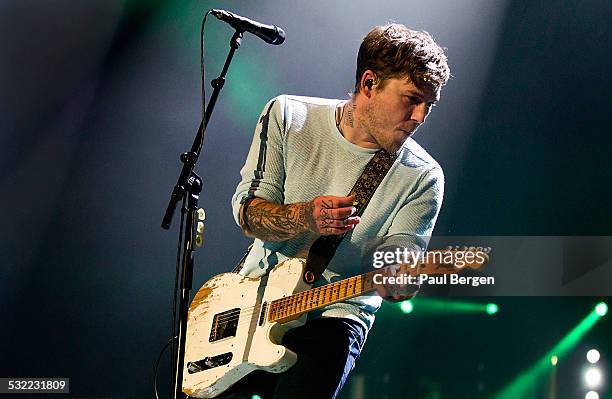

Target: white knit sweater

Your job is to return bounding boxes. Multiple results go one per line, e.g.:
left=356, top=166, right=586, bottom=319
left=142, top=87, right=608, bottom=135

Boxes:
left=231, top=95, right=444, bottom=331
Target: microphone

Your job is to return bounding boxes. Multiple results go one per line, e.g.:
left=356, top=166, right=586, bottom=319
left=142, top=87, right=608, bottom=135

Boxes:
left=211, top=9, right=285, bottom=45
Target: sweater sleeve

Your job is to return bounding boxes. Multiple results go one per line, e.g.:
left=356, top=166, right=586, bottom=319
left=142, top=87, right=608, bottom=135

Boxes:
left=231, top=96, right=287, bottom=226
left=379, top=166, right=445, bottom=252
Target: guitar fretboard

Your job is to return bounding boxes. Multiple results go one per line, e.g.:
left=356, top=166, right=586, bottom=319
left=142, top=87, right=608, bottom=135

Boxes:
left=267, top=270, right=378, bottom=322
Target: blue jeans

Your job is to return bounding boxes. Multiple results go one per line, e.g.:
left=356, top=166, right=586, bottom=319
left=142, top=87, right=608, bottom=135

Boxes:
left=216, top=317, right=366, bottom=399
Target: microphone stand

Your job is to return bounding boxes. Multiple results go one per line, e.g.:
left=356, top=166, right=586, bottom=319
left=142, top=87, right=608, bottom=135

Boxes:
left=161, top=29, right=244, bottom=399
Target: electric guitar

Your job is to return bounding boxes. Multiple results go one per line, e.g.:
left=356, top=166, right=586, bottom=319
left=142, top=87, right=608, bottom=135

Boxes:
left=182, top=248, right=489, bottom=398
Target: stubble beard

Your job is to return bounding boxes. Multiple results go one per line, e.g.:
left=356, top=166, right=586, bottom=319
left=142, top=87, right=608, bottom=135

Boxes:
left=360, top=101, right=403, bottom=154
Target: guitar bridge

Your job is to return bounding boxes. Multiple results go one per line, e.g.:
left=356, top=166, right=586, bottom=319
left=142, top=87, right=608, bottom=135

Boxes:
left=209, top=308, right=240, bottom=342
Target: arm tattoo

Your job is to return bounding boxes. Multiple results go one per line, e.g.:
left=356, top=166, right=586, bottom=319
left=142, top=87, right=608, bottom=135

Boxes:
left=242, top=198, right=313, bottom=241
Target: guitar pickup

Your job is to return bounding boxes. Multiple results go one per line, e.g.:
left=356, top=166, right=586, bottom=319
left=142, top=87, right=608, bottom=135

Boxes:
left=209, top=308, right=240, bottom=342
left=258, top=302, right=268, bottom=326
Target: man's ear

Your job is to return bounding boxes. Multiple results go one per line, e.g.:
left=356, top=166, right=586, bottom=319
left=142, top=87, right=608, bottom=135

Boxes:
left=359, top=70, right=377, bottom=97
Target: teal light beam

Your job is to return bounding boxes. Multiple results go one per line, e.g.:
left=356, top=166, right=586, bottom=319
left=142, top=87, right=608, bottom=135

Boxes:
left=490, top=304, right=606, bottom=399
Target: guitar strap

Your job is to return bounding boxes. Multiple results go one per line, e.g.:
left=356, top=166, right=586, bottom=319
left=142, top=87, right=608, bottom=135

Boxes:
left=303, top=149, right=397, bottom=283
left=232, top=149, right=397, bottom=279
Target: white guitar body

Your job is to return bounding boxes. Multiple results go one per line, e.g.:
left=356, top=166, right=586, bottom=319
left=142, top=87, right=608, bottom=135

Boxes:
left=183, top=258, right=310, bottom=398
left=181, top=247, right=489, bottom=398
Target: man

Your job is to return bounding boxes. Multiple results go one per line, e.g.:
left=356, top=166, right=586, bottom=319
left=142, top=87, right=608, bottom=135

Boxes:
left=224, top=23, right=449, bottom=399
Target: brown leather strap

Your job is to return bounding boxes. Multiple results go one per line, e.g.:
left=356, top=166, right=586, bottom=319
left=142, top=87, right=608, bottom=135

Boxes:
left=303, top=149, right=397, bottom=283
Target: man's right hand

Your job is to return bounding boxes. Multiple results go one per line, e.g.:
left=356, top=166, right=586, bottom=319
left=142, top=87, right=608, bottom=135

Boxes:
left=240, top=195, right=361, bottom=242
left=305, top=195, right=361, bottom=236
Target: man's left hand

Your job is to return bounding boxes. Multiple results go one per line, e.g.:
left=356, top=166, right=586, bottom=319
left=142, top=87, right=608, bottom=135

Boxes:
left=374, top=264, right=420, bottom=302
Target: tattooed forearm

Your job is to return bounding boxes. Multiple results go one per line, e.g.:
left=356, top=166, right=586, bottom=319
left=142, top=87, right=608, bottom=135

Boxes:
left=241, top=198, right=313, bottom=241
left=239, top=195, right=358, bottom=240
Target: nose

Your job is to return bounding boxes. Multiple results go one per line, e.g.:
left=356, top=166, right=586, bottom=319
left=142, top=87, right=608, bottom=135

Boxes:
left=410, top=103, right=429, bottom=124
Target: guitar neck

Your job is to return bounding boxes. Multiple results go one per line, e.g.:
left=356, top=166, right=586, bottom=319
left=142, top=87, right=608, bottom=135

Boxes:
left=267, top=270, right=378, bottom=323
left=266, top=249, right=488, bottom=323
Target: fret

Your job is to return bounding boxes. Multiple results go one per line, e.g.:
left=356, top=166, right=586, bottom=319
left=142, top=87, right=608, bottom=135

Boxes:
left=365, top=271, right=376, bottom=291
left=302, top=291, right=308, bottom=312
left=332, top=282, right=339, bottom=302
left=306, top=289, right=313, bottom=311
left=301, top=291, right=308, bottom=312
left=281, top=300, right=287, bottom=318
left=294, top=295, right=300, bottom=315
left=289, top=296, right=296, bottom=316
left=269, top=303, right=276, bottom=321
left=297, top=292, right=303, bottom=313
left=347, top=277, right=354, bottom=296
left=292, top=294, right=298, bottom=314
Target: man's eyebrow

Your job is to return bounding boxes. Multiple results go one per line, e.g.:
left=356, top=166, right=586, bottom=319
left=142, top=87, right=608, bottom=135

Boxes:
left=405, top=89, right=438, bottom=103
left=404, top=89, right=424, bottom=98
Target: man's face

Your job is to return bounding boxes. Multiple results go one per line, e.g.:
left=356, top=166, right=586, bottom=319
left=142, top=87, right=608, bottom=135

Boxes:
left=361, top=77, right=440, bottom=153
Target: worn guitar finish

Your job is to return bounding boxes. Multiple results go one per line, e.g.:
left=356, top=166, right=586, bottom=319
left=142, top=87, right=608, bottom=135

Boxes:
left=182, top=251, right=487, bottom=398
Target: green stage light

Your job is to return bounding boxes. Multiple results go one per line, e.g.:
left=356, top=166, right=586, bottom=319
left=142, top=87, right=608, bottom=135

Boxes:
left=252, top=395, right=262, bottom=399
left=486, top=303, right=499, bottom=315
left=400, top=300, right=414, bottom=314
left=407, top=297, right=484, bottom=313
left=491, top=305, right=604, bottom=399
left=595, top=302, right=608, bottom=316
left=550, top=355, right=558, bottom=366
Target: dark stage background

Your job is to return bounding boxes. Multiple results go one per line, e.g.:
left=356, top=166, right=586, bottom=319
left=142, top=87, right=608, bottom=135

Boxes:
left=1, top=1, right=610, bottom=398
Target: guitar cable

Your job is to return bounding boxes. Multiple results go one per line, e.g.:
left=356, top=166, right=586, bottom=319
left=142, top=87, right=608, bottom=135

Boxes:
left=154, top=336, right=175, bottom=399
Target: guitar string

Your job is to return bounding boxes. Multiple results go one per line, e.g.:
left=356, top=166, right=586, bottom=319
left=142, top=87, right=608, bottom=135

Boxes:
left=209, top=289, right=363, bottom=333
left=211, top=269, right=465, bottom=329
left=209, top=277, right=367, bottom=324
left=210, top=274, right=376, bottom=325
left=206, top=262, right=472, bottom=326
left=210, top=267, right=458, bottom=326
left=211, top=267, right=466, bottom=327
left=211, top=263, right=444, bottom=325
left=208, top=282, right=369, bottom=326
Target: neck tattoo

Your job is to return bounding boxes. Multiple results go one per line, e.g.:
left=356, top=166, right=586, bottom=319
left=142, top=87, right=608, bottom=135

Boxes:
left=336, top=101, right=356, bottom=137
left=345, top=102, right=355, bottom=128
